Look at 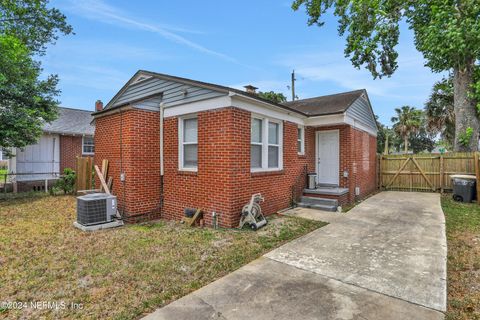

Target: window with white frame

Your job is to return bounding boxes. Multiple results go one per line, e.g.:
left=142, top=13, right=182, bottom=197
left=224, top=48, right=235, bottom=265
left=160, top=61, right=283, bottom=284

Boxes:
left=179, top=116, right=198, bottom=170
left=250, top=118, right=263, bottom=169
left=251, top=116, right=283, bottom=171
left=297, top=126, right=305, bottom=155
left=82, top=136, right=95, bottom=155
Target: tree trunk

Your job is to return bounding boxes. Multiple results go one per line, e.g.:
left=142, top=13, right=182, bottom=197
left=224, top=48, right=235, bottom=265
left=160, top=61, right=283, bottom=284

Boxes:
left=404, top=135, right=408, bottom=154
left=453, top=64, right=480, bottom=151
left=384, top=135, right=389, bottom=154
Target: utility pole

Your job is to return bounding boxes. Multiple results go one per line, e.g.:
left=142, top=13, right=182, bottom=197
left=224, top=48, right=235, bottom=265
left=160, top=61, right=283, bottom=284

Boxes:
left=291, top=70, right=296, bottom=101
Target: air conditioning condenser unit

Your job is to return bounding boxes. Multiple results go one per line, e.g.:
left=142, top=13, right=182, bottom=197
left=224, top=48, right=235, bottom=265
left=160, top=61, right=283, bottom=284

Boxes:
left=74, top=193, right=123, bottom=231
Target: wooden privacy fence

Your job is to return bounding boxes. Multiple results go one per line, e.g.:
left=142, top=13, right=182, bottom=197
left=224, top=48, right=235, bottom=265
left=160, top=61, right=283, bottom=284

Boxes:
left=76, top=156, right=93, bottom=193
left=379, top=152, right=480, bottom=196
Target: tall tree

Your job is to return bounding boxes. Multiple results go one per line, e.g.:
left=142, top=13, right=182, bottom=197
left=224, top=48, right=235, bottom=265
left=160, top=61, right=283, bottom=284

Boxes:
left=391, top=106, right=423, bottom=153
left=0, top=0, right=72, bottom=153
left=0, top=0, right=72, bottom=54
left=375, top=115, right=394, bottom=154
left=292, top=0, right=480, bottom=151
left=408, top=126, right=436, bottom=154
left=0, top=35, right=59, bottom=154
left=425, top=76, right=455, bottom=146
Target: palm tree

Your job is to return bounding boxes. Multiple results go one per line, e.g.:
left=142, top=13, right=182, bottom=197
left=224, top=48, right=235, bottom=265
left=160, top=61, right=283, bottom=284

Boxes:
left=391, top=106, right=423, bottom=154
left=425, top=77, right=455, bottom=147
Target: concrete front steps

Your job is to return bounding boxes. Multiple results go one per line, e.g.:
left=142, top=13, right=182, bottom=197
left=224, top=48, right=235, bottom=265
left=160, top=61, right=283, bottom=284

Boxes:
left=297, top=186, right=349, bottom=212
left=297, top=196, right=338, bottom=212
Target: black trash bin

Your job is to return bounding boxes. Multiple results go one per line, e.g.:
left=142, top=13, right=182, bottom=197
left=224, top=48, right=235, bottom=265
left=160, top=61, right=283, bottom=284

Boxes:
left=451, top=175, right=477, bottom=203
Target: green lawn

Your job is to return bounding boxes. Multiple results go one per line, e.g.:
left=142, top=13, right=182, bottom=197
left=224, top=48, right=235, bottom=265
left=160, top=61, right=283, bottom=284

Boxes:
left=0, top=195, right=326, bottom=319
left=442, top=195, right=480, bottom=320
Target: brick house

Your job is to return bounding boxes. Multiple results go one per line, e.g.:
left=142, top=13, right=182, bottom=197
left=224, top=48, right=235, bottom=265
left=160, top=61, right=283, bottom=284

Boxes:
left=7, top=107, right=95, bottom=190
left=93, top=70, right=378, bottom=227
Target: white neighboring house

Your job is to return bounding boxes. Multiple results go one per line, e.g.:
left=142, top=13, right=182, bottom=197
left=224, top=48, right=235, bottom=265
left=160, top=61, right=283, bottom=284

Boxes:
left=7, top=107, right=95, bottom=185
left=0, top=149, right=7, bottom=161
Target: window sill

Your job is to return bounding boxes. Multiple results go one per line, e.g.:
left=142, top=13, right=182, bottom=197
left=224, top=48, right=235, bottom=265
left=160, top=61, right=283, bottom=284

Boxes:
left=178, top=170, right=198, bottom=176
left=82, top=153, right=94, bottom=156
left=251, top=170, right=284, bottom=177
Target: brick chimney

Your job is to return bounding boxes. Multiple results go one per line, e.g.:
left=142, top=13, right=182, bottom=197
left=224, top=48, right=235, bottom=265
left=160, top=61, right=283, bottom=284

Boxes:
left=95, top=100, right=103, bottom=112
left=244, top=85, right=258, bottom=94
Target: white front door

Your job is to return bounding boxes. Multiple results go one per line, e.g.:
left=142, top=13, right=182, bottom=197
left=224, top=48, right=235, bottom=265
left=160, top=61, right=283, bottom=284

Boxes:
left=316, top=130, right=340, bottom=185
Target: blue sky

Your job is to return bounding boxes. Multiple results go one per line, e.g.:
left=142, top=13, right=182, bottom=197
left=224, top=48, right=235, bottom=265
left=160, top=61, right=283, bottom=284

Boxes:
left=42, top=0, right=444, bottom=125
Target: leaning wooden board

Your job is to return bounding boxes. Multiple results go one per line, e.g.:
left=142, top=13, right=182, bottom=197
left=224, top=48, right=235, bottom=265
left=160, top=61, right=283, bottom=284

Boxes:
left=94, top=165, right=110, bottom=194
left=182, top=209, right=202, bottom=227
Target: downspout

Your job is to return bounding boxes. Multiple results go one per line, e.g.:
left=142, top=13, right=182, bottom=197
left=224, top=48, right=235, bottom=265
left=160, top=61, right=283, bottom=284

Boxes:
left=160, top=102, right=165, bottom=176
left=159, top=102, right=165, bottom=210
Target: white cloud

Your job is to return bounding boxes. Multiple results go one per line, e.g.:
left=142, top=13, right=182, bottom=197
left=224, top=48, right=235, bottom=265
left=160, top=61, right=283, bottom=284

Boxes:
left=46, top=39, right=173, bottom=62
left=275, top=49, right=444, bottom=99
left=43, top=61, right=129, bottom=91
left=62, top=0, right=237, bottom=63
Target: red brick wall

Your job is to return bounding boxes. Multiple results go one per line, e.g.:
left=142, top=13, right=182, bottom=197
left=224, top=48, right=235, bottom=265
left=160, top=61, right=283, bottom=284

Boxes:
left=161, top=107, right=318, bottom=227
left=95, top=112, right=125, bottom=211
left=94, top=109, right=161, bottom=220
left=60, top=135, right=83, bottom=172
left=352, top=128, right=377, bottom=200
left=162, top=107, right=241, bottom=227
left=228, top=110, right=315, bottom=226
left=95, top=106, right=377, bottom=227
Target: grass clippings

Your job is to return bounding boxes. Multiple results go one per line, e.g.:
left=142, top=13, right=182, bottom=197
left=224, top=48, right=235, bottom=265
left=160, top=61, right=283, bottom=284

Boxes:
left=0, top=195, right=325, bottom=319
left=442, top=195, right=480, bottom=320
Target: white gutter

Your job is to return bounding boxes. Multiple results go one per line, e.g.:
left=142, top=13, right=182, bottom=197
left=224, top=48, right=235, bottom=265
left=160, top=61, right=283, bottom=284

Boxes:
left=228, top=92, right=307, bottom=119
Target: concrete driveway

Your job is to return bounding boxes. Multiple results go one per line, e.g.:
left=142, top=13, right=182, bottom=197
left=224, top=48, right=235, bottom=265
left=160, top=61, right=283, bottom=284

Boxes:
left=143, top=192, right=446, bottom=320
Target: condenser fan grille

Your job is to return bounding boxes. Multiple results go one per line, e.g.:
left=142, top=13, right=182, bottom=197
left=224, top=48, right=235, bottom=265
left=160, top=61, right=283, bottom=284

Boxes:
left=77, top=198, right=107, bottom=225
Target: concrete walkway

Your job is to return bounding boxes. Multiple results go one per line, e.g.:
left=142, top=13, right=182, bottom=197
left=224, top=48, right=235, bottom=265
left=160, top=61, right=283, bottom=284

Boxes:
left=143, top=192, right=446, bottom=320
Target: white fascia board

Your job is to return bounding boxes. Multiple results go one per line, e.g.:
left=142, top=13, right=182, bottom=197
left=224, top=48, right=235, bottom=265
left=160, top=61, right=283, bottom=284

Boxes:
left=229, top=93, right=306, bottom=125
left=344, top=114, right=378, bottom=137
left=161, top=93, right=377, bottom=137
left=304, top=113, right=346, bottom=127
left=163, top=92, right=307, bottom=125
left=163, top=96, right=232, bottom=118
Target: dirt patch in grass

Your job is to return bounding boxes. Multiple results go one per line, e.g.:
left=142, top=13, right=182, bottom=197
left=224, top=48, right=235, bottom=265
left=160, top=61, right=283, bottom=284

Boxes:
left=0, top=195, right=326, bottom=319
left=442, top=195, right=480, bottom=320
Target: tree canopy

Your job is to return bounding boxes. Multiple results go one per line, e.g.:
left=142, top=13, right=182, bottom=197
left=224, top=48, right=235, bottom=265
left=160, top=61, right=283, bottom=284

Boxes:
left=257, top=91, right=288, bottom=104
left=425, top=76, right=455, bottom=147
left=391, top=106, right=423, bottom=153
left=0, top=35, right=59, bottom=154
left=0, top=0, right=72, bottom=54
left=0, top=0, right=72, bottom=154
left=292, top=0, right=480, bottom=151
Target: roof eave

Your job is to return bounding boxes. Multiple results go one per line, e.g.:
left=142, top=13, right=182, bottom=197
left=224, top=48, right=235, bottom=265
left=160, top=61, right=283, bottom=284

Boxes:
left=228, top=91, right=308, bottom=118
left=43, top=130, right=94, bottom=136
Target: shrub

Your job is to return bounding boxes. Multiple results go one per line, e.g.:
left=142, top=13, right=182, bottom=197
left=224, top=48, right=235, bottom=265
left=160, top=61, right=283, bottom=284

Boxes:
left=52, top=168, right=76, bottom=194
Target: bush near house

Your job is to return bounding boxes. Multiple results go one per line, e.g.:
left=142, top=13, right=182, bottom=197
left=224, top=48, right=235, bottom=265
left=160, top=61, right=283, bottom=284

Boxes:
left=442, top=196, right=480, bottom=320
left=0, top=195, right=325, bottom=319
left=0, top=168, right=6, bottom=184
left=52, top=168, right=76, bottom=194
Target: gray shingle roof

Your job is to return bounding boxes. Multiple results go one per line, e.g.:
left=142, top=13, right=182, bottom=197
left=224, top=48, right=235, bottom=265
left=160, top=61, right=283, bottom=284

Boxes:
left=98, top=70, right=369, bottom=120
left=282, top=89, right=365, bottom=116
left=98, top=70, right=306, bottom=116
left=43, top=107, right=95, bottom=136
